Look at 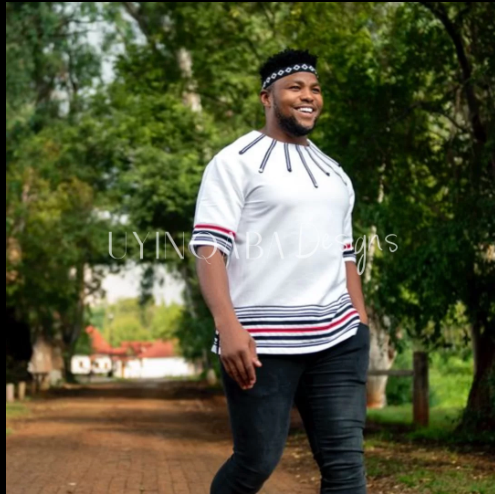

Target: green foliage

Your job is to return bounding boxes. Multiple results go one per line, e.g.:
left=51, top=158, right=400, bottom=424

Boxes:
left=108, top=313, right=152, bottom=347
left=79, top=298, right=185, bottom=349
left=150, top=303, right=184, bottom=340
left=386, top=347, right=474, bottom=408
left=73, top=328, right=92, bottom=356
left=5, top=3, right=494, bottom=420
left=430, top=353, right=474, bottom=409
left=87, top=306, right=106, bottom=331
left=175, top=310, right=216, bottom=362
left=385, top=348, right=414, bottom=406
left=6, top=2, right=119, bottom=379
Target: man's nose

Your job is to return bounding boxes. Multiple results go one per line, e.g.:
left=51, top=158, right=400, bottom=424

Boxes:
left=300, top=90, right=314, bottom=102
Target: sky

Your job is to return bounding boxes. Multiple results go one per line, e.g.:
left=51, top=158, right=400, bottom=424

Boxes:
left=88, top=263, right=185, bottom=306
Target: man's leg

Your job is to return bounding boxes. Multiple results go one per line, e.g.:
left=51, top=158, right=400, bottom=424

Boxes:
left=294, top=323, right=370, bottom=494
left=211, top=354, right=305, bottom=494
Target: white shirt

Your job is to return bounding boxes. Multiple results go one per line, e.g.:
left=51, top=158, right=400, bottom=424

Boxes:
left=189, top=130, right=360, bottom=355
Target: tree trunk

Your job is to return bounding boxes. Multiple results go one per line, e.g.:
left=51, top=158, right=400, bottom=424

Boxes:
left=60, top=262, right=87, bottom=384
left=62, top=349, right=78, bottom=384
left=364, top=172, right=397, bottom=408
left=367, top=321, right=396, bottom=408
left=177, top=47, right=202, bottom=113
left=460, top=322, right=495, bottom=432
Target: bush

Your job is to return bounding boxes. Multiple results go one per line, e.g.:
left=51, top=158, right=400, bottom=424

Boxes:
left=386, top=348, right=474, bottom=408
left=386, top=348, right=413, bottom=405
left=5, top=355, right=30, bottom=384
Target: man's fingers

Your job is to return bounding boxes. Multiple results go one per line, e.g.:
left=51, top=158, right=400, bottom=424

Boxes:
left=223, top=357, right=247, bottom=388
left=233, top=355, right=251, bottom=386
left=250, top=338, right=263, bottom=367
left=240, top=351, right=256, bottom=384
left=222, top=359, right=239, bottom=384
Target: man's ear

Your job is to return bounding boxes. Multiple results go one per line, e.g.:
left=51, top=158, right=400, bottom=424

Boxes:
left=260, top=88, right=272, bottom=108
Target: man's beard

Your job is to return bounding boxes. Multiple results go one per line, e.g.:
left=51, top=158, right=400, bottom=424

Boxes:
left=273, top=100, right=317, bottom=137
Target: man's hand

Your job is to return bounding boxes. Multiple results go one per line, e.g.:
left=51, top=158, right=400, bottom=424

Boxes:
left=194, top=246, right=262, bottom=390
left=345, top=261, right=369, bottom=326
left=218, top=321, right=262, bottom=390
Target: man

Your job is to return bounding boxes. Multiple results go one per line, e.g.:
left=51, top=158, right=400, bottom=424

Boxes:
left=189, top=48, right=369, bottom=494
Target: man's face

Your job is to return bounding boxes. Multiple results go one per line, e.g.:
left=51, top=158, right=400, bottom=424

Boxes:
left=266, top=72, right=323, bottom=137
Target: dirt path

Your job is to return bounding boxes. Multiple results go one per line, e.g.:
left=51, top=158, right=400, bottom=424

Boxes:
left=6, top=381, right=317, bottom=494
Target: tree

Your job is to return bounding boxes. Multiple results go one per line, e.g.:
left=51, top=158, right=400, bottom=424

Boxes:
left=92, top=2, right=292, bottom=368
left=151, top=303, right=184, bottom=340
left=6, top=2, right=120, bottom=381
left=278, top=2, right=494, bottom=424
left=7, top=3, right=492, bottom=424
left=381, top=2, right=494, bottom=431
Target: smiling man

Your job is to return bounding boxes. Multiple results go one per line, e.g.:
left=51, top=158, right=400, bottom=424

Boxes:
left=189, top=48, right=370, bottom=494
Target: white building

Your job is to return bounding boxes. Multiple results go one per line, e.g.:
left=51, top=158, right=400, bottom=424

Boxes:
left=71, top=355, right=92, bottom=375
left=113, top=341, right=199, bottom=379
left=71, top=327, right=202, bottom=380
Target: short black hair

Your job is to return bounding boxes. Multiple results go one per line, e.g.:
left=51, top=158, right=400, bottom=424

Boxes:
left=259, top=48, right=318, bottom=88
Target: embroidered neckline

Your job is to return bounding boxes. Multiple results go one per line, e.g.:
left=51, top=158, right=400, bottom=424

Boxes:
left=238, top=130, right=346, bottom=188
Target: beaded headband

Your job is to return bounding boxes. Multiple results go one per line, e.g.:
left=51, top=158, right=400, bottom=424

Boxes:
left=261, top=63, right=318, bottom=91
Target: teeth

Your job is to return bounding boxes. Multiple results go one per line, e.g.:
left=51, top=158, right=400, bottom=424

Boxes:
left=297, top=108, right=313, bottom=113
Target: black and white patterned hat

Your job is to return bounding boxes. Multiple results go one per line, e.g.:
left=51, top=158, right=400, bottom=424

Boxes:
left=260, top=49, right=319, bottom=91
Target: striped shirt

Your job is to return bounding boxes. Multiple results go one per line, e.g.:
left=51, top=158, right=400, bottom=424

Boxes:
left=188, top=130, right=360, bottom=355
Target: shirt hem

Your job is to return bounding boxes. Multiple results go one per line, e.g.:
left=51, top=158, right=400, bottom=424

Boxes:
left=210, top=326, right=358, bottom=356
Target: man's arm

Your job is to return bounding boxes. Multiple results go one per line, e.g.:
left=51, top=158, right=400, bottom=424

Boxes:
left=195, top=246, right=238, bottom=331
left=195, top=245, right=262, bottom=389
left=345, top=261, right=368, bottom=325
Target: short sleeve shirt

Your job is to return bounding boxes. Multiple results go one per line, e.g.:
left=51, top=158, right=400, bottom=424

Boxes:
left=189, top=130, right=360, bottom=355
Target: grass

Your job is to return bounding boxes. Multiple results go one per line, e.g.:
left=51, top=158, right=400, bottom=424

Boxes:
left=6, top=402, right=31, bottom=436
left=386, top=351, right=474, bottom=409
left=367, top=406, right=463, bottom=429
left=429, top=358, right=473, bottom=409
left=289, top=404, right=495, bottom=494
left=365, top=450, right=495, bottom=494
left=364, top=405, right=495, bottom=493
left=359, top=350, right=494, bottom=492
left=367, top=405, right=495, bottom=444
left=6, top=402, right=30, bottom=419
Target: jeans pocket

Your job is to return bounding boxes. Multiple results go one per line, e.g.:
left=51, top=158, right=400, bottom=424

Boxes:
left=354, top=323, right=370, bottom=383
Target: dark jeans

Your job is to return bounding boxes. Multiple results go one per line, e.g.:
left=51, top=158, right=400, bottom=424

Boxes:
left=211, top=323, right=370, bottom=494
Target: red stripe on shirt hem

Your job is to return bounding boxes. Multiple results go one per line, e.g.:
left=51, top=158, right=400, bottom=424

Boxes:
left=245, top=309, right=359, bottom=334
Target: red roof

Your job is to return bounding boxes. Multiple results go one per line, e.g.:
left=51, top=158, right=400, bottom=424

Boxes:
left=109, top=348, right=128, bottom=357
left=137, top=340, right=176, bottom=359
left=120, top=341, right=153, bottom=355
left=86, top=326, right=113, bottom=354
left=84, top=327, right=177, bottom=360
